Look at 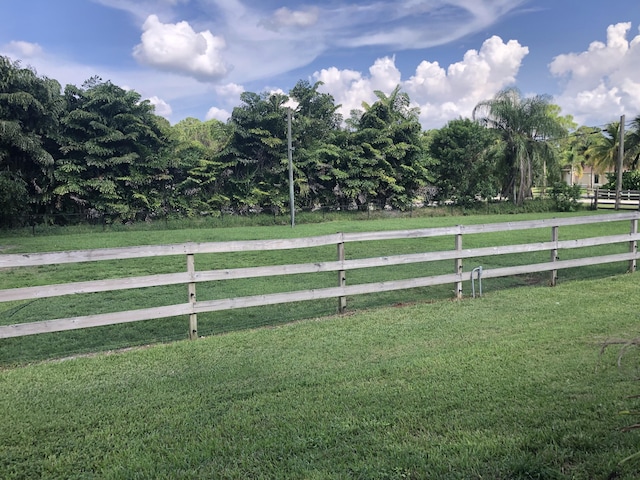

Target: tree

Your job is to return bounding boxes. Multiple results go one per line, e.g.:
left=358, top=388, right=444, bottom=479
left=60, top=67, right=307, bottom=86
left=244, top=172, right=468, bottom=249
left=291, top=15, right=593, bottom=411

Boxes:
left=0, top=56, right=63, bottom=223
left=55, top=78, right=170, bottom=220
left=170, top=117, right=230, bottom=215
left=428, top=118, right=499, bottom=205
left=621, top=115, right=640, bottom=170
left=340, top=86, right=430, bottom=209
left=213, top=91, right=289, bottom=213
left=473, top=88, right=567, bottom=205
left=288, top=80, right=343, bottom=208
left=558, top=126, right=601, bottom=185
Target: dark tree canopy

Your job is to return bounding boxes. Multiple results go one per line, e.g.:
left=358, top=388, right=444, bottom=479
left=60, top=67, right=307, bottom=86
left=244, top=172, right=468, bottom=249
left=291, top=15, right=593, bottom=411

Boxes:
left=55, top=78, right=172, bottom=219
left=4, top=52, right=632, bottom=227
left=429, top=118, right=499, bottom=205
left=0, top=56, right=63, bottom=221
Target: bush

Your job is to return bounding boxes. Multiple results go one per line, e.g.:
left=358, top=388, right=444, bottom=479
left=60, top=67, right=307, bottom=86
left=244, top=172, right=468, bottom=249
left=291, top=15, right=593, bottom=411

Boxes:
left=550, top=182, right=582, bottom=212
left=604, top=171, right=640, bottom=191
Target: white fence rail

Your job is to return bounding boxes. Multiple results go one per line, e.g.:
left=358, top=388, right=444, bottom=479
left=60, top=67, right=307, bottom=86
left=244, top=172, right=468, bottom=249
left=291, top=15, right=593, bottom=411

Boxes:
left=1, top=213, right=638, bottom=339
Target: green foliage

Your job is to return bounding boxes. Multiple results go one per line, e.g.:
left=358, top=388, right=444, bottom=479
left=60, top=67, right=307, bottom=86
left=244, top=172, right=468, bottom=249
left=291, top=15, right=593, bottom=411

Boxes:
left=0, top=170, right=29, bottom=225
left=170, top=118, right=231, bottom=215
left=289, top=80, right=344, bottom=208
left=212, top=91, right=290, bottom=214
left=0, top=56, right=63, bottom=221
left=549, top=181, right=582, bottom=212
left=429, top=118, right=499, bottom=206
left=55, top=78, right=172, bottom=220
left=558, top=126, right=602, bottom=185
left=603, top=170, right=640, bottom=190
left=473, top=88, right=567, bottom=205
left=340, top=85, right=431, bottom=209
left=7, top=56, right=625, bottom=227
left=586, top=122, right=627, bottom=174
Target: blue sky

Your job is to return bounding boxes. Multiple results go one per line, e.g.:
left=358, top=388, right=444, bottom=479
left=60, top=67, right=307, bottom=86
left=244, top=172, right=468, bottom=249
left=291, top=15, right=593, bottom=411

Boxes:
left=1, top=0, right=640, bottom=129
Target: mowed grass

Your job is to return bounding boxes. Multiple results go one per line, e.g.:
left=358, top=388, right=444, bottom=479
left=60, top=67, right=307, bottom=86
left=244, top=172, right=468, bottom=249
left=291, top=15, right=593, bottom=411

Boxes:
left=2, top=274, right=640, bottom=479
left=0, top=210, right=635, bottom=364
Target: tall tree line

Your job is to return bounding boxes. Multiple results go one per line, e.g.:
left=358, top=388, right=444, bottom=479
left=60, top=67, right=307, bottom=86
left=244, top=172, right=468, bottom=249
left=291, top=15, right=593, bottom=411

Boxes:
left=2, top=55, right=639, bottom=227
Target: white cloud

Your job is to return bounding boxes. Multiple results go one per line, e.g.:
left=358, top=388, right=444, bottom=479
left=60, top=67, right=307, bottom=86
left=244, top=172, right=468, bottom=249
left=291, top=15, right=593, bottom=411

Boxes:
left=96, top=0, right=528, bottom=88
left=315, top=36, right=528, bottom=129
left=205, top=106, right=231, bottom=122
left=133, top=15, right=229, bottom=81
left=314, top=59, right=398, bottom=120
left=2, top=41, right=43, bottom=58
left=148, top=96, right=172, bottom=118
left=260, top=7, right=319, bottom=31
left=549, top=22, right=640, bottom=125
left=336, top=0, right=526, bottom=49
left=92, top=0, right=186, bottom=23
left=214, top=82, right=244, bottom=100
left=408, top=36, right=528, bottom=128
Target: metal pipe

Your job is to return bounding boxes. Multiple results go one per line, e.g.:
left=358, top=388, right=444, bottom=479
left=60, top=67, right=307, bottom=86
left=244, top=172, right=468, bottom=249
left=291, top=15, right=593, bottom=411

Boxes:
left=471, top=266, right=483, bottom=298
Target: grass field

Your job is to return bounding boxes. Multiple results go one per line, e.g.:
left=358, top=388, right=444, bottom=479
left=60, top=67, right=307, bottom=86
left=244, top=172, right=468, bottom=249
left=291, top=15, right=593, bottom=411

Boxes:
left=2, top=273, right=640, bottom=479
left=0, top=210, right=635, bottom=365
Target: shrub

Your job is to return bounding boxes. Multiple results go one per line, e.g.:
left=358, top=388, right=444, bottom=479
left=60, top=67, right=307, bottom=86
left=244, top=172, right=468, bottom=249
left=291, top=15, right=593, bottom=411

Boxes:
left=549, top=182, right=582, bottom=212
left=604, top=171, right=640, bottom=190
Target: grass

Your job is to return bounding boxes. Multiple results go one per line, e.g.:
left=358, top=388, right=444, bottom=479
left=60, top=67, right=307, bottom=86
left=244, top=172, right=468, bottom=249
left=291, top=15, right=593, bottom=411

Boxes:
left=0, top=209, right=634, bottom=365
left=2, top=274, right=640, bottom=479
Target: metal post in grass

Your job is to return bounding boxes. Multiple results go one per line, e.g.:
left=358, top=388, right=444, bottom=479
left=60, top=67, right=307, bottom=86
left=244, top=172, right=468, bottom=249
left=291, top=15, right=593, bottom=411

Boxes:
left=551, top=225, right=559, bottom=286
left=630, top=217, right=638, bottom=273
left=615, top=114, right=625, bottom=211
left=283, top=98, right=299, bottom=228
left=287, top=107, right=295, bottom=227
left=455, top=229, right=463, bottom=299
left=187, top=253, right=198, bottom=339
left=337, top=236, right=347, bottom=313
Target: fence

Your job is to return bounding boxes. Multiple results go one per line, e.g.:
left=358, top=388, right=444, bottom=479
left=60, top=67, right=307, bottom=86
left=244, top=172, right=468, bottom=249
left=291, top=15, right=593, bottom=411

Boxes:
left=1, top=212, right=638, bottom=340
left=591, top=189, right=640, bottom=209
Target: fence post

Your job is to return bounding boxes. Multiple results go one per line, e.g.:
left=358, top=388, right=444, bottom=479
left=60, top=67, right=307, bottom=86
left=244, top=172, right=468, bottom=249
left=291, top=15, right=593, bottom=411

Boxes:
left=187, top=253, right=198, bottom=339
left=337, top=235, right=347, bottom=313
left=550, top=226, right=559, bottom=286
left=455, top=229, right=463, bottom=299
left=630, top=218, right=638, bottom=273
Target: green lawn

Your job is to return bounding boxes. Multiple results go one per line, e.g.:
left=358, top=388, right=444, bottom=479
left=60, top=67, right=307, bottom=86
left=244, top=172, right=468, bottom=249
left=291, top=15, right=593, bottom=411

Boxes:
left=2, top=273, right=640, bottom=479
left=0, top=210, right=635, bottom=364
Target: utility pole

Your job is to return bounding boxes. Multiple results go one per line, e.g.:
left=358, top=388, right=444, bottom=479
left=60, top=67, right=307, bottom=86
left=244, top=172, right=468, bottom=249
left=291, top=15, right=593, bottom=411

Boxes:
left=287, top=107, right=295, bottom=227
left=615, top=114, right=625, bottom=210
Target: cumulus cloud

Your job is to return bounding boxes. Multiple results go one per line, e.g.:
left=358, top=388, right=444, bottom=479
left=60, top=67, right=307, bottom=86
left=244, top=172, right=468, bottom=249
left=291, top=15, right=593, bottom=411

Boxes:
left=133, top=14, right=229, bottom=81
left=314, top=59, right=398, bottom=120
left=103, top=0, right=528, bottom=87
left=214, top=82, right=244, bottom=101
left=148, top=96, right=172, bottom=118
left=2, top=40, right=43, bottom=58
left=315, top=36, right=528, bottom=129
left=549, top=22, right=640, bottom=124
left=205, top=106, right=231, bottom=122
left=407, top=36, right=528, bottom=128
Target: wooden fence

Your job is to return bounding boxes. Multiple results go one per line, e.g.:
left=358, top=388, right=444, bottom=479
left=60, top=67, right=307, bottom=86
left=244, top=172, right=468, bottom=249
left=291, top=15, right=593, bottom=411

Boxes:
left=1, top=212, right=638, bottom=340
left=591, top=189, right=640, bottom=209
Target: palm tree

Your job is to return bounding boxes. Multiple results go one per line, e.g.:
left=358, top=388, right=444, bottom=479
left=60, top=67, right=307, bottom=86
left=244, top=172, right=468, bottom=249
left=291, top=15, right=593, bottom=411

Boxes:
left=584, top=121, right=634, bottom=174
left=559, top=126, right=601, bottom=185
left=625, top=115, right=640, bottom=170
left=473, top=88, right=567, bottom=205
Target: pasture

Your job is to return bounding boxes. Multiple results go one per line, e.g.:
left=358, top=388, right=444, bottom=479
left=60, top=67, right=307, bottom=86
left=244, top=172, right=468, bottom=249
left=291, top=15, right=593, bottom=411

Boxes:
left=1, top=211, right=640, bottom=478
left=0, top=210, right=635, bottom=364
left=2, top=273, right=640, bottom=479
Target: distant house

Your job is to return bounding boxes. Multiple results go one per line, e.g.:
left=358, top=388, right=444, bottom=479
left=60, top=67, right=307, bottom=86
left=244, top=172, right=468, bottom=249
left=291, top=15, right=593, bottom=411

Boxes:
left=562, top=165, right=613, bottom=190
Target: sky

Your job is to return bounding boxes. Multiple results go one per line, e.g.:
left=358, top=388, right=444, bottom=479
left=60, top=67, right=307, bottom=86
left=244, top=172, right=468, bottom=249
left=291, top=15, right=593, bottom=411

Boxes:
left=1, top=0, right=640, bottom=130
